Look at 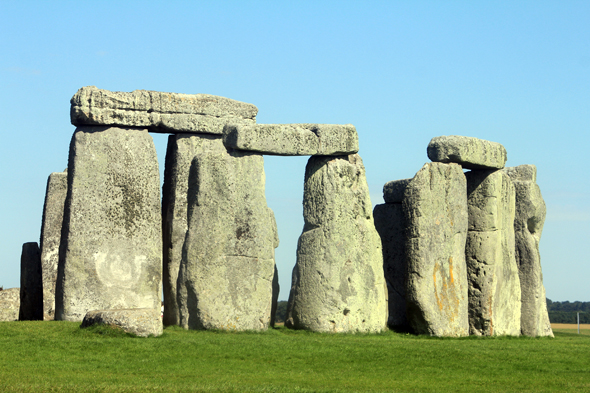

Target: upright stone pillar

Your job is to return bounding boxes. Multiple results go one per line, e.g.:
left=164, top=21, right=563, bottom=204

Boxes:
left=176, top=136, right=277, bottom=331
left=466, top=169, right=521, bottom=336
left=403, top=163, right=469, bottom=336
left=39, top=170, right=67, bottom=320
left=286, top=154, right=387, bottom=333
left=505, top=165, right=553, bottom=337
left=373, top=179, right=411, bottom=330
left=19, top=242, right=43, bottom=320
left=55, top=126, right=162, bottom=321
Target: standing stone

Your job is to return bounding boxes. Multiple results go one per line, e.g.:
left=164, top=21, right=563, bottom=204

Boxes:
left=286, top=154, right=387, bottom=333
left=176, top=137, right=277, bottom=331
left=55, top=126, right=162, bottom=321
left=373, top=179, right=410, bottom=330
left=81, top=308, right=163, bottom=337
left=505, top=165, right=553, bottom=337
left=466, top=169, right=521, bottom=336
left=0, top=288, right=20, bottom=322
left=70, top=86, right=257, bottom=134
left=403, top=163, right=469, bottom=336
left=39, top=170, right=67, bottom=320
left=427, top=135, right=507, bottom=169
left=19, top=242, right=43, bottom=320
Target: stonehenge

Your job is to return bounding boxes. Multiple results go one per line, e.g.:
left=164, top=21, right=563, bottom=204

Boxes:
left=15, top=86, right=552, bottom=339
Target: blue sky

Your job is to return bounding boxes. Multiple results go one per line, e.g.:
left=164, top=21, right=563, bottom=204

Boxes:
left=1, top=1, right=588, bottom=301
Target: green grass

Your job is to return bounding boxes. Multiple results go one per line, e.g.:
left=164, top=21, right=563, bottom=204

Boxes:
left=0, top=322, right=589, bottom=392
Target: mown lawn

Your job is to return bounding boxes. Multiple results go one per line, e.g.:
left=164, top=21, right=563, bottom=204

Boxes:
left=0, top=321, right=589, bottom=392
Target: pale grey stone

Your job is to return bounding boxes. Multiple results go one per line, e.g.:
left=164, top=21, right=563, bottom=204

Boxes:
left=162, top=134, right=220, bottom=326
left=223, top=124, right=358, bottom=156
left=40, top=170, right=67, bottom=320
left=71, top=86, right=257, bottom=134
left=55, top=126, right=162, bottom=321
left=373, top=203, right=408, bottom=329
left=81, top=308, right=163, bottom=337
left=505, top=165, right=553, bottom=337
left=403, top=163, right=469, bottom=337
left=286, top=154, right=387, bottom=333
left=466, top=169, right=521, bottom=336
left=176, top=137, right=277, bottom=331
left=504, top=164, right=536, bottom=182
left=19, top=242, right=43, bottom=321
left=383, top=179, right=411, bottom=204
left=0, top=288, right=20, bottom=322
left=427, top=135, right=507, bottom=169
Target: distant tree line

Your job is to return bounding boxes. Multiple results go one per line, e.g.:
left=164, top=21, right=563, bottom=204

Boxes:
left=547, top=299, right=590, bottom=324
left=275, top=299, right=590, bottom=324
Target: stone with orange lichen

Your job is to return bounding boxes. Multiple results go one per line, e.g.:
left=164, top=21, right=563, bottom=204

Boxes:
left=403, top=162, right=469, bottom=337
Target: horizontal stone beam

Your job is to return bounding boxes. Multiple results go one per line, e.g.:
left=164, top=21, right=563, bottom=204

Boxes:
left=427, top=135, right=507, bottom=169
left=71, top=86, right=257, bottom=134
left=222, top=124, right=358, bottom=156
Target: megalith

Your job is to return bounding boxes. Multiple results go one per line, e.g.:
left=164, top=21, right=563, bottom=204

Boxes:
left=403, top=163, right=469, bottom=336
left=81, top=308, right=163, bottom=337
left=176, top=136, right=278, bottom=331
left=504, top=165, right=553, bottom=337
left=465, top=169, right=521, bottom=336
left=55, top=126, right=162, bottom=321
left=39, top=170, right=67, bottom=320
left=373, top=179, right=411, bottom=330
left=428, top=135, right=507, bottom=169
left=223, top=124, right=359, bottom=156
left=70, top=86, right=257, bottom=134
left=19, top=242, right=43, bottom=320
left=286, top=154, right=387, bottom=333
left=0, top=288, right=20, bottom=322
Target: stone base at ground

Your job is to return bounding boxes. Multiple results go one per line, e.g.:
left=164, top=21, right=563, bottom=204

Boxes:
left=81, top=308, right=163, bottom=337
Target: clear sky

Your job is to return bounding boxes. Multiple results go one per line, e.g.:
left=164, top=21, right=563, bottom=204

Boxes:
left=1, top=1, right=588, bottom=302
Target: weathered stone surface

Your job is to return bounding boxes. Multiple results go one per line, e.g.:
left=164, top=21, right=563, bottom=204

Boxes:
left=403, top=163, right=469, bottom=336
left=504, top=164, right=536, bottom=182
left=505, top=165, right=553, bottom=337
left=466, top=169, right=521, bottom=336
left=81, top=308, right=163, bottom=337
left=0, top=288, right=20, bottom=322
left=162, top=134, right=219, bottom=326
left=71, top=86, right=257, bottom=134
left=373, top=202, right=408, bottom=329
left=383, top=179, right=411, bottom=203
left=427, top=135, right=507, bottom=169
left=19, top=242, right=43, bottom=321
left=55, top=126, right=162, bottom=321
left=223, top=124, right=358, bottom=156
left=176, top=137, right=277, bottom=331
left=286, top=154, right=387, bottom=333
left=40, top=170, right=67, bottom=320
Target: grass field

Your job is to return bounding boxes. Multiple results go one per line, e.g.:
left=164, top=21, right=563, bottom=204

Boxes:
left=1, top=321, right=589, bottom=392
left=551, top=323, right=590, bottom=336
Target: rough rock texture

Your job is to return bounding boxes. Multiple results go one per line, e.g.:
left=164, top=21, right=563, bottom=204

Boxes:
left=81, top=308, right=163, bottom=337
left=176, top=137, right=277, bottom=331
left=466, top=169, right=521, bottom=336
left=427, top=135, right=507, bottom=170
left=71, top=86, right=257, bottom=134
left=286, top=154, right=387, bottom=333
left=19, top=242, right=43, bottom=321
left=383, top=179, right=411, bottom=204
left=505, top=165, right=553, bottom=337
left=223, top=124, right=358, bottom=156
left=55, top=126, right=162, bottom=322
left=403, top=163, right=469, bottom=336
left=40, top=170, right=67, bottom=320
left=0, top=288, right=20, bottom=322
left=373, top=202, right=408, bottom=329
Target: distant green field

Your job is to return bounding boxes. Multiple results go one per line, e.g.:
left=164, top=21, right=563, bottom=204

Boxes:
left=0, top=321, right=589, bottom=392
